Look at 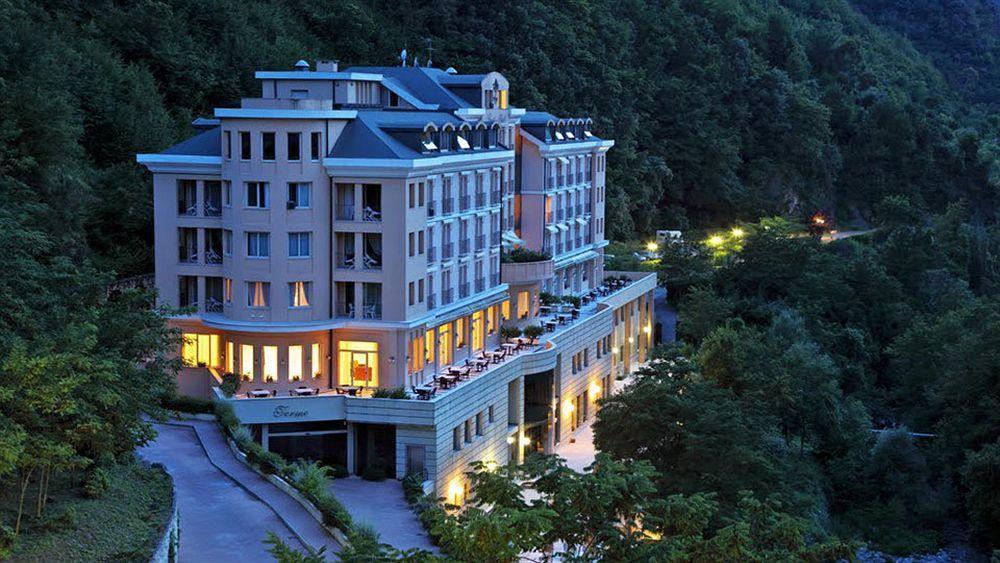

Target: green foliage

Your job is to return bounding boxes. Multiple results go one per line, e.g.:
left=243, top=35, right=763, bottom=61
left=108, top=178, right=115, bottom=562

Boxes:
left=371, top=386, right=409, bottom=399
left=499, top=325, right=522, bottom=340
left=402, top=471, right=426, bottom=505
left=214, top=401, right=239, bottom=433
left=961, top=440, right=1000, bottom=548
left=677, top=286, right=733, bottom=343
left=288, top=460, right=332, bottom=499
left=539, top=292, right=560, bottom=306
left=263, top=532, right=328, bottom=563
left=243, top=441, right=286, bottom=476
left=219, top=372, right=241, bottom=397
left=522, top=325, right=545, bottom=341
left=501, top=248, right=551, bottom=263
left=161, top=393, right=214, bottom=414
left=81, top=467, right=111, bottom=499
left=230, top=425, right=253, bottom=447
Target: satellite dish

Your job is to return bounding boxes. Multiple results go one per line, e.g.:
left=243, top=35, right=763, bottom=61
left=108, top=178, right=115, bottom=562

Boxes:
left=445, top=67, right=458, bottom=74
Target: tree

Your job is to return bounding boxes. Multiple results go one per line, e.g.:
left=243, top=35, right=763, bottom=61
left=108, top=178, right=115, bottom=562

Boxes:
left=961, top=440, right=1000, bottom=548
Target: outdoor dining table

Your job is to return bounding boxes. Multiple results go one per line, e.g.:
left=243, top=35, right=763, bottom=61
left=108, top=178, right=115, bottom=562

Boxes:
left=471, top=356, right=490, bottom=371
left=501, top=342, right=519, bottom=354
left=557, top=314, right=571, bottom=325
left=414, top=384, right=435, bottom=400
left=539, top=305, right=552, bottom=315
left=336, top=386, right=360, bottom=396
left=485, top=350, right=505, bottom=363
left=291, top=387, right=317, bottom=396
left=437, top=374, right=458, bottom=388
left=448, top=366, right=470, bottom=378
left=545, top=320, right=558, bottom=332
left=248, top=389, right=272, bottom=398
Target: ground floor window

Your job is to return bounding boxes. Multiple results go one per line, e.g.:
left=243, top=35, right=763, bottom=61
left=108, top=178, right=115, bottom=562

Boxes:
left=182, top=333, right=219, bottom=367
left=405, top=445, right=426, bottom=476
left=263, top=345, right=278, bottom=382
left=226, top=341, right=234, bottom=373
left=311, top=343, right=321, bottom=378
left=517, top=291, right=530, bottom=319
left=438, top=325, right=452, bottom=365
left=472, top=311, right=484, bottom=351
left=241, top=344, right=254, bottom=380
left=288, top=345, right=303, bottom=381
left=338, top=341, right=378, bottom=387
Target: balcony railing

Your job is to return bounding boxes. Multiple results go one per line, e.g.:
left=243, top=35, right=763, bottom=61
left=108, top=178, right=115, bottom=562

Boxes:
left=427, top=294, right=436, bottom=310
left=475, top=192, right=485, bottom=208
left=458, top=282, right=470, bottom=299
left=361, top=302, right=382, bottom=320
left=178, top=200, right=197, bottom=216
left=474, top=278, right=485, bottom=293
left=442, top=198, right=454, bottom=215
left=558, top=209, right=566, bottom=221
left=204, top=200, right=222, bottom=217
left=205, top=249, right=223, bottom=265
left=442, top=242, right=454, bottom=260
left=362, top=206, right=382, bottom=222
left=335, top=204, right=355, bottom=221
left=361, top=254, right=381, bottom=270
left=442, top=288, right=454, bottom=305
left=336, top=302, right=355, bottom=318
left=545, top=177, right=553, bottom=190
left=575, top=237, right=583, bottom=248
left=585, top=203, right=592, bottom=214
left=459, top=240, right=470, bottom=256
left=205, top=298, right=224, bottom=313
left=491, top=273, right=500, bottom=286
left=427, top=202, right=436, bottom=217
left=576, top=204, right=583, bottom=215
left=427, top=246, right=436, bottom=262
left=179, top=249, right=198, bottom=263
left=491, top=232, right=501, bottom=246
left=475, top=235, right=486, bottom=251
left=490, top=190, right=501, bottom=204
left=459, top=195, right=471, bottom=212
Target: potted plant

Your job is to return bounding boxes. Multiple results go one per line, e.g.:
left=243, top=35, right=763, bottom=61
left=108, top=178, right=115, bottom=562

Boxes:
left=562, top=295, right=582, bottom=309
left=523, top=324, right=544, bottom=344
left=499, top=326, right=522, bottom=342
left=539, top=292, right=559, bottom=306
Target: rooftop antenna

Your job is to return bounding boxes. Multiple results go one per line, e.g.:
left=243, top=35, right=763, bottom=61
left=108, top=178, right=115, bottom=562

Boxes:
left=400, top=49, right=407, bottom=67
left=425, top=38, right=435, bottom=68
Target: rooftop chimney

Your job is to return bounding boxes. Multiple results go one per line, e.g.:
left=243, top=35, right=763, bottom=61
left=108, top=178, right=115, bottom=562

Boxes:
left=316, top=59, right=339, bottom=72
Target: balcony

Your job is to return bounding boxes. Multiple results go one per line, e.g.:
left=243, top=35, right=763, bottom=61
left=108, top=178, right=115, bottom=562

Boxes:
left=459, top=239, right=470, bottom=256
left=458, top=282, right=470, bottom=299
left=557, top=209, right=566, bottom=221
left=442, top=242, right=454, bottom=260
left=490, top=190, right=501, bottom=204
left=459, top=195, right=471, bottom=212
left=361, top=301, right=382, bottom=320
left=362, top=253, right=381, bottom=271
left=204, top=199, right=222, bottom=217
left=335, top=204, right=355, bottom=221
left=205, top=297, right=223, bottom=313
left=442, top=198, right=454, bottom=215
left=427, top=294, right=437, bottom=310
left=475, top=278, right=485, bottom=293
left=362, top=206, right=382, bottom=223
left=501, top=256, right=554, bottom=286
left=442, top=288, right=454, bottom=305
left=475, top=192, right=486, bottom=208
left=475, top=235, right=486, bottom=251
left=427, top=246, right=436, bottom=262
left=575, top=237, right=583, bottom=248
left=576, top=204, right=583, bottom=215
left=205, top=248, right=223, bottom=265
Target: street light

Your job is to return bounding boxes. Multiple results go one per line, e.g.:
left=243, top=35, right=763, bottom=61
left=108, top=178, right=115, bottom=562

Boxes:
left=645, top=241, right=658, bottom=252
left=731, top=227, right=745, bottom=238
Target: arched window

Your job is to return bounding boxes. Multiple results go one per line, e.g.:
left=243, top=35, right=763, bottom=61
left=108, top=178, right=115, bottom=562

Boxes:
left=421, top=124, right=439, bottom=152
left=475, top=123, right=488, bottom=149
left=583, top=119, right=594, bottom=139
left=456, top=124, right=472, bottom=150
left=555, top=120, right=566, bottom=141
left=546, top=121, right=556, bottom=142
left=441, top=124, right=455, bottom=151
left=490, top=123, right=501, bottom=148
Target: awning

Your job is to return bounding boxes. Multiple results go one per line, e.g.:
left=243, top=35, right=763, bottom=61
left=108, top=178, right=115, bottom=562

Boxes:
left=575, top=217, right=588, bottom=226
left=557, top=223, right=569, bottom=232
left=544, top=225, right=559, bottom=234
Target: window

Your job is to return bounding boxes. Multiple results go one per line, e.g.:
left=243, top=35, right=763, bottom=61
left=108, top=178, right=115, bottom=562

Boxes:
left=476, top=412, right=483, bottom=436
left=310, top=132, right=321, bottom=160
left=224, top=131, right=232, bottom=160
left=263, top=345, right=278, bottom=382
left=223, top=181, right=232, bottom=207
left=409, top=183, right=416, bottom=209
left=240, top=131, right=251, bottom=160
left=181, top=333, right=219, bottom=367
left=406, top=445, right=426, bottom=476
left=419, top=182, right=425, bottom=206
left=247, top=281, right=270, bottom=307
left=226, top=341, right=234, bottom=373
left=223, top=230, right=233, bottom=256
left=224, top=278, right=233, bottom=304
left=241, top=344, right=254, bottom=380
left=262, top=132, right=275, bottom=160
left=288, top=232, right=311, bottom=258
left=408, top=232, right=415, bottom=257
left=464, top=419, right=472, bottom=443
left=408, top=281, right=415, bottom=306
left=453, top=427, right=462, bottom=451
left=456, top=131, right=471, bottom=150
left=246, top=182, right=269, bottom=208
left=287, top=132, right=301, bottom=161
left=418, top=230, right=425, bottom=254
left=338, top=341, right=379, bottom=387
left=418, top=279, right=424, bottom=303
left=289, top=282, right=311, bottom=307
left=246, top=232, right=270, bottom=258
left=288, top=345, right=303, bottom=381
left=288, top=182, right=311, bottom=208
left=311, top=343, right=321, bottom=378
left=488, top=405, right=494, bottom=423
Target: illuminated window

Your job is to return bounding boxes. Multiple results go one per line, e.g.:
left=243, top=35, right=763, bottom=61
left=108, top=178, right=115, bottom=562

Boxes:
left=226, top=341, right=234, bottom=373
left=263, top=346, right=278, bottom=382
left=338, top=341, right=379, bottom=387
left=517, top=291, right=530, bottom=319
left=425, top=328, right=435, bottom=364
left=311, top=343, right=321, bottom=378
left=472, top=311, right=484, bottom=351
left=181, top=333, right=219, bottom=367
left=241, top=344, right=254, bottom=380
left=288, top=345, right=303, bottom=381
left=289, top=281, right=311, bottom=307
left=499, top=90, right=508, bottom=110
left=438, top=325, right=452, bottom=365
left=501, top=299, right=511, bottom=321
left=248, top=281, right=270, bottom=307
left=455, top=318, right=466, bottom=348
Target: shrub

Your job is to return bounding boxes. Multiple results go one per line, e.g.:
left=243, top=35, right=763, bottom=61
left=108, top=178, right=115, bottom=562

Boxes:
left=44, top=506, right=78, bottom=531
left=362, top=463, right=387, bottom=482
left=82, top=467, right=111, bottom=499
left=501, top=248, right=551, bottom=263
left=220, top=372, right=241, bottom=397
left=244, top=441, right=286, bottom=475
left=402, top=472, right=426, bottom=504
left=289, top=460, right=332, bottom=499
left=230, top=425, right=253, bottom=447
left=371, top=386, right=409, bottom=399
left=539, top=292, right=560, bottom=305
left=0, top=524, right=14, bottom=558
left=340, top=523, right=386, bottom=561
left=328, top=464, right=349, bottom=479
left=561, top=294, right=582, bottom=308
left=523, top=325, right=545, bottom=341
left=162, top=393, right=214, bottom=414
left=215, top=401, right=239, bottom=431
left=499, top=326, right=522, bottom=340
left=310, top=491, right=353, bottom=531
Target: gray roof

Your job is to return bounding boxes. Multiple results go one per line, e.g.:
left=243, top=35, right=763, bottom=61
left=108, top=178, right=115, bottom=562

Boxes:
left=331, top=111, right=459, bottom=159
left=162, top=127, right=220, bottom=156
left=344, top=66, right=476, bottom=110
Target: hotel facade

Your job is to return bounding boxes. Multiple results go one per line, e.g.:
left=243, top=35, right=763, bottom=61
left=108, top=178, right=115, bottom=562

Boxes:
left=138, top=60, right=655, bottom=500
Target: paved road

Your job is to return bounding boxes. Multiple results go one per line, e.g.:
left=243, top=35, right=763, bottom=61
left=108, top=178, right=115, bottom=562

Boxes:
left=653, top=285, right=676, bottom=344
left=139, top=424, right=304, bottom=562
left=330, top=477, right=437, bottom=553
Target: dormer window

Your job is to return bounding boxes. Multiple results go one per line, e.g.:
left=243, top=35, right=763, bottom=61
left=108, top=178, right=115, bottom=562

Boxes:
left=456, top=133, right=471, bottom=150
left=489, top=123, right=500, bottom=148
left=555, top=130, right=565, bottom=141
left=475, top=124, right=488, bottom=149
left=441, top=125, right=454, bottom=151
left=565, top=130, right=576, bottom=140
left=421, top=129, right=438, bottom=152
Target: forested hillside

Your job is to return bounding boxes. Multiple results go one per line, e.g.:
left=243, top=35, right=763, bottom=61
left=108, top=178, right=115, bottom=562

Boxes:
left=1, top=0, right=997, bottom=278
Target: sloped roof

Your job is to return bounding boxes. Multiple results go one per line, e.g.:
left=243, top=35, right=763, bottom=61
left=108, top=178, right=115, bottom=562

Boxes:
left=162, top=127, right=220, bottom=156
left=344, top=66, right=475, bottom=110
left=330, top=111, right=462, bottom=159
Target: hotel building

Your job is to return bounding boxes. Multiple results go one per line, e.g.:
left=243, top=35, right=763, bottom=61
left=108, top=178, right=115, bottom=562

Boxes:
left=138, top=59, right=655, bottom=500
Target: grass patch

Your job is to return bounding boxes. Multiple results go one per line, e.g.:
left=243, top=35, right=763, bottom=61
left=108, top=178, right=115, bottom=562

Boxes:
left=2, top=462, right=173, bottom=562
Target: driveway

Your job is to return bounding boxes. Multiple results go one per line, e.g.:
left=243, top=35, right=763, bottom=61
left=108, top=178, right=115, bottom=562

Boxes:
left=139, top=424, right=306, bottom=562
left=330, top=477, right=436, bottom=553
